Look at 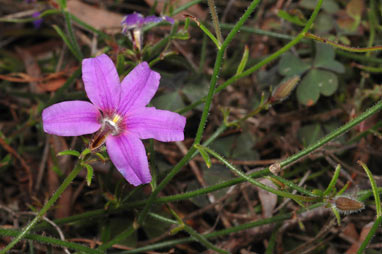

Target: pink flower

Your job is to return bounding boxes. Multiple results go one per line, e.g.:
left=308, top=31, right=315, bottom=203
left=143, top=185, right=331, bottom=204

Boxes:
left=42, top=54, right=186, bottom=186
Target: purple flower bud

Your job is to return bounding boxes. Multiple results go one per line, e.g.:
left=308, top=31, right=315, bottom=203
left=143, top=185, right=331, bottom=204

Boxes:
left=32, top=11, right=43, bottom=28
left=121, top=12, right=174, bottom=34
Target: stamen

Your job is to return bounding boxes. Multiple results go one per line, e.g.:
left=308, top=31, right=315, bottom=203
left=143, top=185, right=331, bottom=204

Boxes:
left=112, top=114, right=121, bottom=123
left=89, top=115, right=123, bottom=150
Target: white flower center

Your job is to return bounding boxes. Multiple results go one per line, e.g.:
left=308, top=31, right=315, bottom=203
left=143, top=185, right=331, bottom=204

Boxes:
left=89, top=114, right=123, bottom=151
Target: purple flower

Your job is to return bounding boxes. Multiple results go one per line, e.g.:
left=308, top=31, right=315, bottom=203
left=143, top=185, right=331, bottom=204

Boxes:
left=42, top=54, right=186, bottom=186
left=32, top=11, right=43, bottom=28
left=121, top=12, right=174, bottom=50
left=121, top=12, right=174, bottom=34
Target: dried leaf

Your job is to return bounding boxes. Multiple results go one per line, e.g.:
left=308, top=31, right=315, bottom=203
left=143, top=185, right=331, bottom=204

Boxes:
left=37, top=78, right=67, bottom=92
left=346, top=0, right=364, bottom=19
left=345, top=221, right=373, bottom=254
left=67, top=0, right=124, bottom=34
left=144, top=0, right=207, bottom=20
left=257, top=179, right=278, bottom=218
left=15, top=47, right=43, bottom=93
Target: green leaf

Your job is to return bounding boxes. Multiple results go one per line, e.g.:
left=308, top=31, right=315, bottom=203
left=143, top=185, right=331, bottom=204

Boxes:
left=94, top=152, right=107, bottom=163
left=82, top=163, right=94, bottom=186
left=80, top=148, right=91, bottom=159
left=323, top=164, right=341, bottom=196
left=297, top=69, right=338, bottom=105
left=203, top=164, right=234, bottom=199
left=277, top=10, right=306, bottom=26
left=296, top=71, right=320, bottom=106
left=52, top=25, right=82, bottom=61
left=195, top=145, right=212, bottom=168
left=356, top=216, right=382, bottom=253
left=331, top=206, right=342, bottom=225
left=278, top=52, right=310, bottom=77
left=151, top=91, right=185, bottom=111
left=236, top=45, right=249, bottom=75
left=210, top=132, right=258, bottom=161
left=298, top=124, right=323, bottom=146
left=231, top=132, right=259, bottom=160
left=57, top=150, right=80, bottom=157
left=358, top=161, right=382, bottom=217
left=315, top=69, right=338, bottom=96
left=314, top=43, right=345, bottom=73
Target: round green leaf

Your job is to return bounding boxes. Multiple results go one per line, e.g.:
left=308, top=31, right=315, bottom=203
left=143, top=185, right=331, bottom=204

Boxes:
left=314, top=43, right=345, bottom=73
left=315, top=69, right=338, bottom=96
left=278, top=52, right=310, bottom=77
left=296, top=71, right=320, bottom=106
left=297, top=69, right=338, bottom=105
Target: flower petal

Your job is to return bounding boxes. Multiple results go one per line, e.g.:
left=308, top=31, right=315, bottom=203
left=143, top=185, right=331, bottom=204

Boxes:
left=117, top=62, right=160, bottom=115
left=143, top=15, right=175, bottom=25
left=106, top=133, right=151, bottom=186
left=82, top=54, right=121, bottom=113
left=121, top=13, right=144, bottom=32
left=126, top=107, right=186, bottom=142
left=42, top=101, right=101, bottom=136
left=32, top=11, right=43, bottom=28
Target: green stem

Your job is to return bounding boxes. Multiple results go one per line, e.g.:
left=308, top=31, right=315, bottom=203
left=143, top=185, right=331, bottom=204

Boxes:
left=279, top=100, right=382, bottom=168
left=1, top=162, right=83, bottom=253
left=305, top=32, right=382, bottom=53
left=120, top=211, right=300, bottom=253
left=138, top=0, right=261, bottom=225
left=165, top=100, right=382, bottom=205
left=0, top=228, right=102, bottom=254
left=194, top=0, right=261, bottom=145
left=202, top=146, right=318, bottom=202
left=96, top=224, right=135, bottom=251
left=137, top=124, right=226, bottom=224
left=356, top=216, right=382, bottom=253
left=177, top=0, right=323, bottom=115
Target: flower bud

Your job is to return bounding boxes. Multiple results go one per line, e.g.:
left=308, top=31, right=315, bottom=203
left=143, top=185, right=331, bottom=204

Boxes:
left=269, top=76, right=300, bottom=103
left=332, top=196, right=364, bottom=214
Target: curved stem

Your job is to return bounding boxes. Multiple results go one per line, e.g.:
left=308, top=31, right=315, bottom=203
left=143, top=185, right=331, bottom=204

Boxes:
left=1, top=161, right=83, bottom=253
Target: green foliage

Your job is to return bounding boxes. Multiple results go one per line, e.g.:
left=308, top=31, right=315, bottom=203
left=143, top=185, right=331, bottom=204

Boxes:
left=57, top=149, right=80, bottom=157
left=279, top=42, right=344, bottom=105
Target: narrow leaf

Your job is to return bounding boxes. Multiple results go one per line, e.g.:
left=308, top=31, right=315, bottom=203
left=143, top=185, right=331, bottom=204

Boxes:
left=82, top=163, right=94, bottom=186
left=57, top=149, right=80, bottom=157
left=357, top=216, right=382, bottom=253
left=52, top=25, right=82, bottom=61
left=323, top=164, right=341, bottom=196
left=194, top=144, right=211, bottom=168
left=236, top=45, right=249, bottom=75
left=358, top=161, right=382, bottom=217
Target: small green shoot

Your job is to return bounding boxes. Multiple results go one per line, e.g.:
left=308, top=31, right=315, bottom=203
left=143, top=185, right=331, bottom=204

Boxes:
left=235, top=45, right=249, bottom=75
left=57, top=149, right=81, bottom=157
left=323, top=164, right=341, bottom=196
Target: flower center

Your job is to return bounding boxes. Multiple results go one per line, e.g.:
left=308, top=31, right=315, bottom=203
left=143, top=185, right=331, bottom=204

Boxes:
left=89, top=114, right=123, bottom=151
